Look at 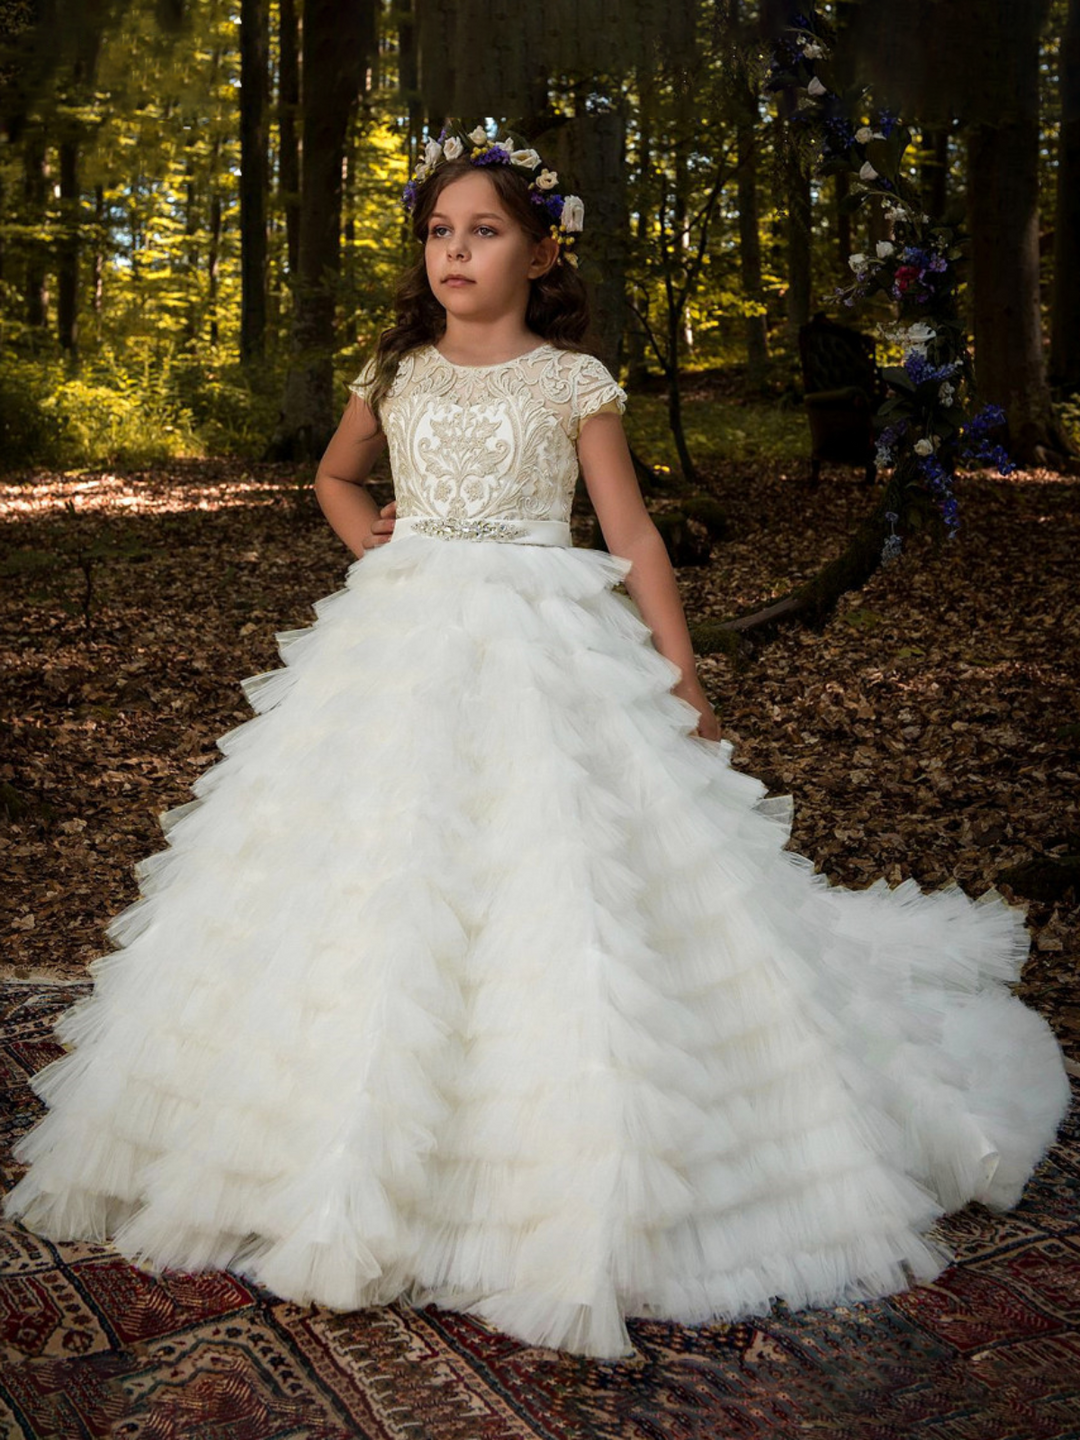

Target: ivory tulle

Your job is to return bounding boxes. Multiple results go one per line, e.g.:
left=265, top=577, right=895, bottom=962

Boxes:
left=4, top=534, right=1071, bottom=1360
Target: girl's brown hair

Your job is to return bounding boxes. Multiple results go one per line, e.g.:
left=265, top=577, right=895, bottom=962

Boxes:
left=360, top=157, right=595, bottom=429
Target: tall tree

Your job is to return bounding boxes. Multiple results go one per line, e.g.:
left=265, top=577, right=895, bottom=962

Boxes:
left=1051, top=0, right=1080, bottom=394
left=839, top=0, right=1072, bottom=463
left=272, top=0, right=374, bottom=457
left=239, top=0, right=269, bottom=364
left=277, top=0, right=300, bottom=281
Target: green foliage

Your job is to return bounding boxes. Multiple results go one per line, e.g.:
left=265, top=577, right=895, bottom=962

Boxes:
left=625, top=391, right=807, bottom=468
left=1, top=352, right=203, bottom=470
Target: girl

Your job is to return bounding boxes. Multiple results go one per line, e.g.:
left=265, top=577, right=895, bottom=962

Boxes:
left=4, top=121, right=1071, bottom=1362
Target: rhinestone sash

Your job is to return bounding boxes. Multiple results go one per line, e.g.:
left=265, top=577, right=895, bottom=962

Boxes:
left=391, top=515, right=572, bottom=547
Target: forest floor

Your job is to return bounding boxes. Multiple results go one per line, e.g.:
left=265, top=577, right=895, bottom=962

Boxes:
left=1, top=398, right=1079, bottom=1060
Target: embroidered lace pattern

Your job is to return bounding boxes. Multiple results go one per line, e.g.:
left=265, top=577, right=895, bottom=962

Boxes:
left=348, top=344, right=626, bottom=527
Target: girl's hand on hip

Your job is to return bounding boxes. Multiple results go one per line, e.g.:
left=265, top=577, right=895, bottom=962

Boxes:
left=365, top=499, right=397, bottom=548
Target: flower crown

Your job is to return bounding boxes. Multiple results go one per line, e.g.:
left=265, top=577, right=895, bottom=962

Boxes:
left=401, top=121, right=584, bottom=268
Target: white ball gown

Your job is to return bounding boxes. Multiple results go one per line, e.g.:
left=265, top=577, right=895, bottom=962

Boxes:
left=4, top=341, right=1071, bottom=1361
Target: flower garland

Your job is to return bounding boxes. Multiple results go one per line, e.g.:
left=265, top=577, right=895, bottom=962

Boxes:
left=402, top=121, right=585, bottom=268
left=768, top=10, right=1015, bottom=560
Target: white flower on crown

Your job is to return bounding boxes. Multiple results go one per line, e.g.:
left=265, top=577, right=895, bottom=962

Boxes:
left=560, top=195, right=584, bottom=231
left=511, top=148, right=541, bottom=169
left=414, top=161, right=431, bottom=182
left=536, top=168, right=559, bottom=190
left=468, top=125, right=489, bottom=146
left=442, top=136, right=464, bottom=160
left=492, top=139, right=512, bottom=155
left=424, top=139, right=442, bottom=167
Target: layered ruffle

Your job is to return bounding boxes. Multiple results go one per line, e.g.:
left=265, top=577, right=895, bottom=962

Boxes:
left=4, top=533, right=1070, bottom=1359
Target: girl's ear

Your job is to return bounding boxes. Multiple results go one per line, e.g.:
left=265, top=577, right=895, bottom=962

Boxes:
left=528, top=234, right=560, bottom=279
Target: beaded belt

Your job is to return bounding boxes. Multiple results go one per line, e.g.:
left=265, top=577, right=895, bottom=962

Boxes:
left=392, top=514, right=572, bottom=547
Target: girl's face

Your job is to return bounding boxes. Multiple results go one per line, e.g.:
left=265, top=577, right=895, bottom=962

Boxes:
left=423, top=170, right=557, bottom=327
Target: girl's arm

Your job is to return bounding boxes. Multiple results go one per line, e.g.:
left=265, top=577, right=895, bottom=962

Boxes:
left=313, top=394, right=396, bottom=559
left=577, top=411, right=721, bottom=742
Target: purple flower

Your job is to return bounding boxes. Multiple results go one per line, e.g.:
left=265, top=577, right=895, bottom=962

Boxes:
left=903, top=354, right=958, bottom=386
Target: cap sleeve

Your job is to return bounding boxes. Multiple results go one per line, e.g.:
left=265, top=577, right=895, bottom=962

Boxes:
left=347, top=353, right=378, bottom=406
left=569, top=354, right=627, bottom=441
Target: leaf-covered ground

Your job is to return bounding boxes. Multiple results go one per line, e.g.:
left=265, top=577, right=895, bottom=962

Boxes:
left=1, top=433, right=1078, bottom=1059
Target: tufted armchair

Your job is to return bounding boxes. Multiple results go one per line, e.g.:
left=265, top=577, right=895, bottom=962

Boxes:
left=798, top=313, right=885, bottom=488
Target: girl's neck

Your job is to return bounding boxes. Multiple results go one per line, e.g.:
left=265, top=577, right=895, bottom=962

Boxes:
left=435, top=321, right=543, bottom=368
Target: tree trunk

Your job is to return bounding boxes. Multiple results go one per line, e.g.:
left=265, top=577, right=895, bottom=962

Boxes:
left=271, top=0, right=372, bottom=459
left=920, top=126, right=949, bottom=220
left=968, top=123, right=1069, bottom=462
left=966, top=2, right=1071, bottom=463
left=278, top=0, right=301, bottom=281
left=56, top=135, right=79, bottom=357
left=92, top=184, right=105, bottom=318
left=834, top=170, right=852, bottom=278
left=23, top=128, right=48, bottom=332
left=553, top=101, right=627, bottom=371
left=208, top=137, right=222, bottom=349
left=240, top=0, right=269, bottom=364
left=779, top=116, right=812, bottom=350
left=737, top=117, right=768, bottom=386
left=1051, top=0, right=1080, bottom=394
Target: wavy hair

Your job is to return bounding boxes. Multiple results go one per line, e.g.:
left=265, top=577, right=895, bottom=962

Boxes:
left=360, top=156, right=596, bottom=430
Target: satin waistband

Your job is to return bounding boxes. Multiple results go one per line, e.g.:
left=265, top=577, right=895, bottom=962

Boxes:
left=392, top=515, right=572, bottom=547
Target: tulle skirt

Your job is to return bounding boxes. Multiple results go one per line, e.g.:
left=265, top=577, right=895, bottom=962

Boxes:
left=4, top=532, right=1070, bottom=1359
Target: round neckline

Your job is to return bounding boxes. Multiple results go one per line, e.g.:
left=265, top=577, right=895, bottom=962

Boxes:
left=429, top=341, right=551, bottom=371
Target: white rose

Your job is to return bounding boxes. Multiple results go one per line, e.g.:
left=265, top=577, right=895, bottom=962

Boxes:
left=511, top=148, right=541, bottom=169
left=802, top=41, right=825, bottom=58
left=855, top=126, right=874, bottom=144
left=468, top=125, right=489, bottom=146
left=536, top=168, right=559, bottom=190
left=906, top=322, right=935, bottom=345
left=939, top=383, right=955, bottom=406
left=424, top=139, right=442, bottom=167
left=848, top=252, right=868, bottom=273
left=807, top=76, right=827, bottom=97
left=492, top=139, right=512, bottom=154
left=876, top=241, right=894, bottom=258
left=914, top=438, right=934, bottom=457
left=413, top=161, right=430, bottom=182
left=859, top=161, right=879, bottom=182
left=560, top=194, right=584, bottom=231
left=442, top=136, right=464, bottom=160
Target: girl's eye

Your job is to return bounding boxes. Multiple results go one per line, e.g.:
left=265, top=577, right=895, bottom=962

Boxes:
left=427, top=224, right=499, bottom=238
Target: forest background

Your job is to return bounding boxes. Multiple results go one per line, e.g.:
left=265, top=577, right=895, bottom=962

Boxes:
left=1, top=0, right=1078, bottom=1043
left=1, top=0, right=1078, bottom=472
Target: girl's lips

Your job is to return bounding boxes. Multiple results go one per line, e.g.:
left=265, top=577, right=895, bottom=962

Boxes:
left=444, top=277, right=474, bottom=286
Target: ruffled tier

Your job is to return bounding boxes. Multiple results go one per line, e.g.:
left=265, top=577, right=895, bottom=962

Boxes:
left=4, top=533, right=1070, bottom=1360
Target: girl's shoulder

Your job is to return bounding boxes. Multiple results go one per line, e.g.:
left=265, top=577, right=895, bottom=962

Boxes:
left=537, top=346, right=628, bottom=440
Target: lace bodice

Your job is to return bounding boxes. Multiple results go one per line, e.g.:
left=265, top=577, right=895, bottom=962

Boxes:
left=348, top=343, right=626, bottom=527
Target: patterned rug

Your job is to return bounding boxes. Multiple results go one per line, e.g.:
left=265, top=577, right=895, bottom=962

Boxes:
left=2, top=982, right=1078, bottom=1440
